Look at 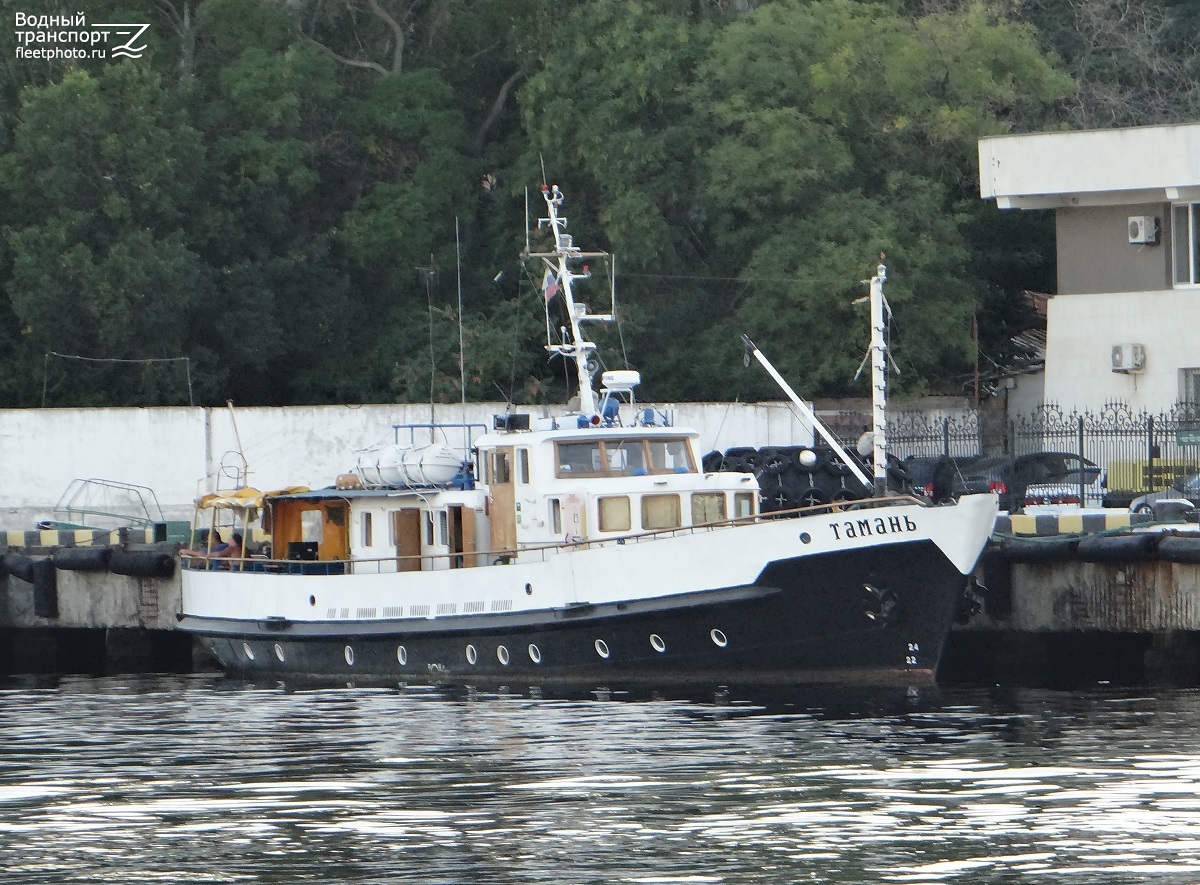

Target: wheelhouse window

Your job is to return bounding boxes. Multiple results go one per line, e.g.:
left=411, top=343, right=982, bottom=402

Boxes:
left=691, top=492, right=726, bottom=525
left=555, top=438, right=695, bottom=478
left=598, top=496, right=631, bottom=532
left=1173, top=203, right=1200, bottom=286
left=361, top=511, right=373, bottom=546
left=549, top=498, right=562, bottom=534
left=517, top=448, right=530, bottom=484
left=649, top=439, right=692, bottom=473
left=642, top=494, right=681, bottom=530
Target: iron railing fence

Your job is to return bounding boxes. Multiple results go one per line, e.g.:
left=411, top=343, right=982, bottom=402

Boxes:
left=828, top=401, right=1200, bottom=501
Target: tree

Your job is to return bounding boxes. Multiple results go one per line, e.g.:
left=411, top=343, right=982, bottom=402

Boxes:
left=0, top=64, right=211, bottom=405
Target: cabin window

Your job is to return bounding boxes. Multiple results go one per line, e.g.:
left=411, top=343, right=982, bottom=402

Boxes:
left=438, top=510, right=449, bottom=546
left=517, top=448, right=530, bottom=484
left=361, top=512, right=373, bottom=546
left=648, top=439, right=694, bottom=473
left=691, top=493, right=726, bottom=525
left=492, top=451, right=511, bottom=484
left=300, top=509, right=323, bottom=542
left=557, top=441, right=602, bottom=475
left=425, top=512, right=435, bottom=546
left=598, top=496, right=631, bottom=532
left=642, top=494, right=681, bottom=530
left=549, top=498, right=562, bottom=534
left=734, top=492, right=755, bottom=519
left=1174, top=203, right=1200, bottom=286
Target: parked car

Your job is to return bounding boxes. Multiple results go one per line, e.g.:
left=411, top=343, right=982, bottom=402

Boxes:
left=903, top=452, right=1102, bottom=512
left=1130, top=472, right=1200, bottom=519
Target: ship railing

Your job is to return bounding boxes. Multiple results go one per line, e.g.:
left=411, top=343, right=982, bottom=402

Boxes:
left=392, top=422, right=488, bottom=456
left=179, top=494, right=925, bottom=574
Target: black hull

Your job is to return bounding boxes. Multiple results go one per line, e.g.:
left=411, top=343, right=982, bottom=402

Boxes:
left=190, top=540, right=970, bottom=686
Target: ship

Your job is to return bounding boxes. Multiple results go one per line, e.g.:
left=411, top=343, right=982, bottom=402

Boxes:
left=176, top=183, right=998, bottom=685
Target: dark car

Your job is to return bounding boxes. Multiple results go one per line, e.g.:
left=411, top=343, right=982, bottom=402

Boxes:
left=903, top=452, right=1102, bottom=512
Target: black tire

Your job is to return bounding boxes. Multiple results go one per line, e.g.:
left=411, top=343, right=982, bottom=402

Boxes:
left=799, top=487, right=830, bottom=508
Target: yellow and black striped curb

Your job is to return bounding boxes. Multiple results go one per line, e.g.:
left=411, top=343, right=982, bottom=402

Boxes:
left=995, top=511, right=1153, bottom=537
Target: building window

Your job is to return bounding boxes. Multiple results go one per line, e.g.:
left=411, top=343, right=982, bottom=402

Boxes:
left=642, top=494, right=681, bottom=530
left=598, top=496, right=631, bottom=532
left=1182, top=368, right=1200, bottom=405
left=1173, top=203, right=1200, bottom=285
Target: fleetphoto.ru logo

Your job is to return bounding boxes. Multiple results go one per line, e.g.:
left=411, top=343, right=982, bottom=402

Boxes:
left=14, top=12, right=149, bottom=61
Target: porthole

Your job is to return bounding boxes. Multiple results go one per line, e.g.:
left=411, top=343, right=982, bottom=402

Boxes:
left=528, top=643, right=542, bottom=664
left=274, top=643, right=286, bottom=662
left=242, top=642, right=255, bottom=661
left=397, top=645, right=408, bottom=666
left=799, top=532, right=812, bottom=544
left=710, top=629, right=728, bottom=648
left=309, top=595, right=316, bottom=606
left=497, top=645, right=510, bottom=666
left=466, top=644, right=478, bottom=665
left=344, top=645, right=355, bottom=666
left=649, top=633, right=666, bottom=653
left=594, top=639, right=610, bottom=659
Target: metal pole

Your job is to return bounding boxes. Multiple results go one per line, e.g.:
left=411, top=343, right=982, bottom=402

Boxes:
left=1077, top=415, right=1085, bottom=505
left=742, top=336, right=872, bottom=490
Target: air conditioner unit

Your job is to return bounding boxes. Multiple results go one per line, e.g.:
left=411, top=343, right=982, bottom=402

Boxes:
left=1128, top=215, right=1159, bottom=245
left=1111, top=343, right=1147, bottom=373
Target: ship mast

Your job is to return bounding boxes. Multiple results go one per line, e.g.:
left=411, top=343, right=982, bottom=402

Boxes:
left=868, top=263, right=889, bottom=496
left=525, top=185, right=611, bottom=417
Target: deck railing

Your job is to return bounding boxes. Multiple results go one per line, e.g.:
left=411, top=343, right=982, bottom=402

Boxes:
left=179, top=494, right=920, bottom=576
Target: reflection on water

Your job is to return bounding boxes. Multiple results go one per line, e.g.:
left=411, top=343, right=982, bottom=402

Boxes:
left=2, top=676, right=1200, bottom=882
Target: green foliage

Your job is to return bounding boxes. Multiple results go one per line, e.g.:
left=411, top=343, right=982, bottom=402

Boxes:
left=0, top=0, right=1174, bottom=412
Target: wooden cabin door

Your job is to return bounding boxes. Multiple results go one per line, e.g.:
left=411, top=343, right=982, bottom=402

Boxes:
left=488, top=447, right=516, bottom=557
left=392, top=508, right=422, bottom=572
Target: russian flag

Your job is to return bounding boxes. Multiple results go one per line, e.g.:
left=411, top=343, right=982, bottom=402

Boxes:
left=542, top=269, right=560, bottom=302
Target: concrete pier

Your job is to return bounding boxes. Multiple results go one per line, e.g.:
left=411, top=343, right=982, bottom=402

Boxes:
left=6, top=518, right=1200, bottom=686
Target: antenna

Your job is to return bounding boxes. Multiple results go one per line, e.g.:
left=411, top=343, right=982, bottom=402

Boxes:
left=455, top=217, right=465, bottom=408
left=524, top=187, right=531, bottom=256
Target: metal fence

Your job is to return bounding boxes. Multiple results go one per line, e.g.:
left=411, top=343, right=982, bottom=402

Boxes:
left=831, top=401, right=1200, bottom=499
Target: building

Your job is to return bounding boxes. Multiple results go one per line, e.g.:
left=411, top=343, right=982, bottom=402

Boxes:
left=979, top=123, right=1200, bottom=413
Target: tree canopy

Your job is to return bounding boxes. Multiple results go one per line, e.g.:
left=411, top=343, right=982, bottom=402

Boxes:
left=0, top=0, right=1188, bottom=407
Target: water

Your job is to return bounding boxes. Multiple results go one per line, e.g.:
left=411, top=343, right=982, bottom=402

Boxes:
left=3, top=677, right=1200, bottom=883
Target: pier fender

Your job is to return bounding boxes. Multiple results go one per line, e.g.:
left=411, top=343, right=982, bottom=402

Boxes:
left=53, top=545, right=114, bottom=572
left=1156, top=535, right=1200, bottom=565
left=109, top=549, right=176, bottom=579
left=998, top=536, right=1079, bottom=563
left=4, top=552, right=35, bottom=583
left=1077, top=532, right=1159, bottom=563
left=32, top=558, right=58, bottom=619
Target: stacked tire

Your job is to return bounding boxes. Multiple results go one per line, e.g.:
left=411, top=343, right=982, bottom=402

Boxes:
left=704, top=445, right=911, bottom=513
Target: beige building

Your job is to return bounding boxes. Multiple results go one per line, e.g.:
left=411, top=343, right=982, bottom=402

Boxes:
left=979, top=123, right=1200, bottom=412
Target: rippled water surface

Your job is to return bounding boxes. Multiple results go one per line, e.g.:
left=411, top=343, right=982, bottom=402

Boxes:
left=4, top=677, right=1200, bottom=883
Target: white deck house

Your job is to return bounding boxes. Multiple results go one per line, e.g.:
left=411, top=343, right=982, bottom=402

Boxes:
left=979, top=123, right=1200, bottom=413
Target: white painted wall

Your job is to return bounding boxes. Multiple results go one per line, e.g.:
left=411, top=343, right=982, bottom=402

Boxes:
left=1044, top=289, right=1200, bottom=412
left=0, top=401, right=824, bottom=530
left=979, top=123, right=1200, bottom=208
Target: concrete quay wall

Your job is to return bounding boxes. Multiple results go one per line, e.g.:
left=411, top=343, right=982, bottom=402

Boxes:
left=0, top=401, right=821, bottom=530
